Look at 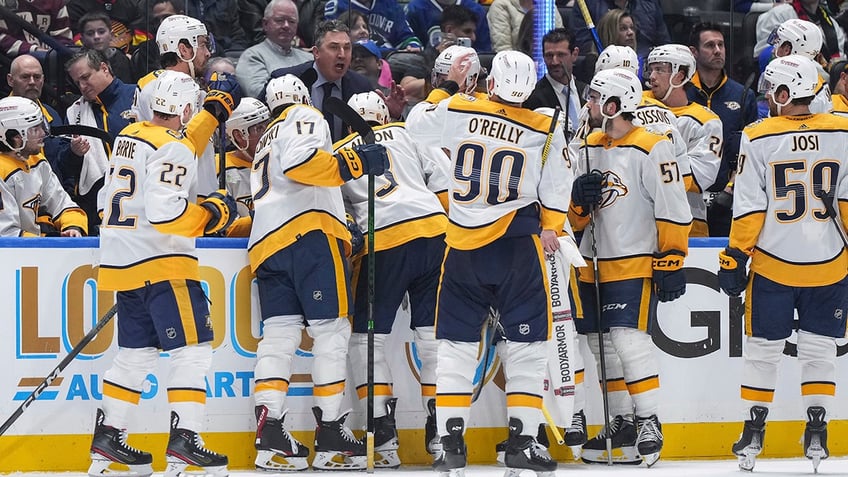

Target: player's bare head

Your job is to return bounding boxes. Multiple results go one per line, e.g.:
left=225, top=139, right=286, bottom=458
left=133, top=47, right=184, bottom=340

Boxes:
left=487, top=50, right=536, bottom=105
left=348, top=92, right=389, bottom=126
left=432, top=45, right=480, bottom=94
left=760, top=54, right=817, bottom=115
left=150, top=70, right=200, bottom=126
left=266, top=74, right=311, bottom=116
left=587, top=68, right=640, bottom=127
left=646, top=44, right=695, bottom=102
left=770, top=19, right=822, bottom=59
left=227, top=97, right=270, bottom=154
left=0, top=96, right=48, bottom=155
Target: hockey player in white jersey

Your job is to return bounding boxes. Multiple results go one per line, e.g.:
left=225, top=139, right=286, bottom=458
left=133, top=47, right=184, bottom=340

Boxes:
left=94, top=70, right=235, bottom=477
left=718, top=54, right=848, bottom=473
left=336, top=91, right=450, bottom=467
left=767, top=18, right=833, bottom=114
left=407, top=50, right=573, bottom=477
left=647, top=44, right=722, bottom=237
left=248, top=74, right=389, bottom=472
left=0, top=96, right=87, bottom=237
left=221, top=97, right=270, bottom=237
left=570, top=68, right=692, bottom=467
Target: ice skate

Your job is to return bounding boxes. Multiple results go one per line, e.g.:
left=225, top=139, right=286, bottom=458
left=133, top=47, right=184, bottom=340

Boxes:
left=373, top=398, right=401, bottom=468
left=253, top=406, right=308, bottom=472
left=433, top=417, right=467, bottom=477
left=88, top=409, right=153, bottom=477
left=164, top=412, right=228, bottom=477
left=425, top=398, right=441, bottom=456
left=564, top=410, right=587, bottom=460
left=803, top=406, right=828, bottom=473
left=581, top=414, right=641, bottom=464
left=495, top=438, right=507, bottom=466
left=503, top=418, right=556, bottom=477
left=636, top=415, right=663, bottom=467
left=312, top=407, right=367, bottom=470
left=732, top=405, right=768, bottom=472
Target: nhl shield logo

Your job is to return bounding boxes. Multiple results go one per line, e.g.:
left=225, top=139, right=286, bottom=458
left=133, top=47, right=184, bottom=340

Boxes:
left=519, top=323, right=530, bottom=335
left=313, top=290, right=323, bottom=301
left=166, top=327, right=177, bottom=339
left=835, top=309, right=843, bottom=320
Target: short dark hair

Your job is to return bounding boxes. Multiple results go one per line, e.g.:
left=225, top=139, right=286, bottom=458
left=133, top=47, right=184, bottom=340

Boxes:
left=688, top=22, right=724, bottom=49
left=337, top=9, right=367, bottom=31
left=153, top=0, right=185, bottom=12
left=65, top=48, right=112, bottom=75
left=440, top=5, right=477, bottom=30
left=314, top=19, right=351, bottom=47
left=542, top=27, right=576, bottom=52
left=78, top=12, right=111, bottom=34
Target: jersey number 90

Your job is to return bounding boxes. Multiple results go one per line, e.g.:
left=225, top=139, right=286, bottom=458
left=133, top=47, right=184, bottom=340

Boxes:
left=453, top=142, right=526, bottom=205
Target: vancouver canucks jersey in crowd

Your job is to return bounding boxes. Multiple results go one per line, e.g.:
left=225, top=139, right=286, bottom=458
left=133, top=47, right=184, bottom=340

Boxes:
left=324, top=0, right=422, bottom=50
left=404, top=0, right=492, bottom=51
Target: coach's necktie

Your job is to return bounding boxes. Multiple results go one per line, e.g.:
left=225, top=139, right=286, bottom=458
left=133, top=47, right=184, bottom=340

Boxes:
left=321, top=82, right=337, bottom=139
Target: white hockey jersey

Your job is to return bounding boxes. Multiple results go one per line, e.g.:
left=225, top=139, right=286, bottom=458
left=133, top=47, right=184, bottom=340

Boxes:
left=731, top=113, right=848, bottom=287
left=247, top=104, right=351, bottom=269
left=335, top=122, right=449, bottom=252
left=669, top=103, right=723, bottom=237
left=98, top=122, right=212, bottom=291
left=219, top=150, right=254, bottom=237
left=0, top=152, right=87, bottom=236
left=406, top=93, right=573, bottom=250
left=571, top=126, right=692, bottom=283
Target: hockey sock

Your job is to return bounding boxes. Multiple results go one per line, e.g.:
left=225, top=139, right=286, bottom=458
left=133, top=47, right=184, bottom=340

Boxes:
left=414, top=326, right=438, bottom=409
left=798, top=330, right=837, bottom=412
left=435, top=339, right=477, bottom=436
left=349, top=332, right=392, bottom=417
left=168, top=343, right=213, bottom=432
left=610, top=327, right=659, bottom=417
left=308, top=317, right=351, bottom=422
left=101, top=346, right=159, bottom=429
left=586, top=332, right=634, bottom=417
left=740, top=336, right=783, bottom=417
left=254, top=315, right=304, bottom=419
left=502, top=340, right=547, bottom=433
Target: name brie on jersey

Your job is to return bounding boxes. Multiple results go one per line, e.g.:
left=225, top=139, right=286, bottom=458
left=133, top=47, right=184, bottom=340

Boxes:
left=406, top=93, right=572, bottom=250
left=731, top=113, right=848, bottom=287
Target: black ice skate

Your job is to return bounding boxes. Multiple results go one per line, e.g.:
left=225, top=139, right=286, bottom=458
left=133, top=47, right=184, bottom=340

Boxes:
left=564, top=410, right=587, bottom=460
left=503, top=418, right=557, bottom=477
left=498, top=424, right=547, bottom=467
left=254, top=405, right=309, bottom=471
left=88, top=408, right=153, bottom=477
left=581, top=414, right=641, bottom=465
left=373, top=398, right=401, bottom=468
left=732, top=405, right=768, bottom=472
left=164, top=411, right=228, bottom=477
left=312, top=406, right=367, bottom=470
left=433, top=417, right=467, bottom=477
left=425, top=398, right=441, bottom=456
left=636, top=414, right=663, bottom=467
left=804, top=406, right=828, bottom=473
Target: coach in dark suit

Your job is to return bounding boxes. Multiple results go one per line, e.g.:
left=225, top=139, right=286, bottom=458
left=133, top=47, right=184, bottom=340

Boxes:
left=268, top=19, right=372, bottom=142
left=524, top=28, right=586, bottom=140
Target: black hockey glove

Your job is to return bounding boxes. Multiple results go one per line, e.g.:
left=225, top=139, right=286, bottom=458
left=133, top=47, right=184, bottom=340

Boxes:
left=201, top=189, right=237, bottom=235
left=335, top=143, right=389, bottom=181
left=718, top=247, right=749, bottom=297
left=204, top=72, right=243, bottom=123
left=571, top=171, right=604, bottom=210
left=346, top=213, right=364, bottom=256
left=652, top=249, right=686, bottom=302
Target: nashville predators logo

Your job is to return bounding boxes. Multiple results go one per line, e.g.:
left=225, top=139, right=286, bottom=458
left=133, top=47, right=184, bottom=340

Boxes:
left=599, top=170, right=628, bottom=208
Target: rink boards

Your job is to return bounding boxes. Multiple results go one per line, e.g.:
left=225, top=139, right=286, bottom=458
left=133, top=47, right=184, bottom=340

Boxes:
left=0, top=237, right=846, bottom=472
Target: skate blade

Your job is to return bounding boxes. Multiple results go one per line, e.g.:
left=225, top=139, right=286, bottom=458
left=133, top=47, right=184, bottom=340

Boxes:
left=568, top=445, right=582, bottom=461
left=581, top=446, right=642, bottom=465
left=88, top=458, right=153, bottom=477
left=736, top=454, right=757, bottom=472
left=642, top=451, right=660, bottom=467
left=255, top=450, right=308, bottom=471
left=438, top=469, right=466, bottom=477
left=504, top=469, right=555, bottom=477
left=312, top=452, right=367, bottom=470
left=496, top=450, right=505, bottom=466
left=806, top=445, right=827, bottom=474
left=164, top=459, right=228, bottom=477
left=373, top=448, right=401, bottom=469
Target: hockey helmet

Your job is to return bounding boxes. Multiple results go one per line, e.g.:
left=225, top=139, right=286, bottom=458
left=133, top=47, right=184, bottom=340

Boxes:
left=266, top=74, right=311, bottom=114
left=759, top=54, right=819, bottom=100
left=150, top=70, right=201, bottom=118
left=226, top=97, right=271, bottom=148
left=348, top=92, right=390, bottom=126
left=432, top=45, right=481, bottom=94
left=589, top=68, right=642, bottom=116
left=0, top=96, right=48, bottom=152
left=156, top=15, right=208, bottom=56
left=646, top=44, right=696, bottom=84
left=487, top=50, right=537, bottom=103
left=769, top=19, right=822, bottom=59
left=596, top=45, right=640, bottom=75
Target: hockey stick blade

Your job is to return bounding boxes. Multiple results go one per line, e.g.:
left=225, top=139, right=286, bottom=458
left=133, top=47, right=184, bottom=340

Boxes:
left=50, top=125, right=115, bottom=148
left=0, top=304, right=117, bottom=436
left=324, top=97, right=376, bottom=145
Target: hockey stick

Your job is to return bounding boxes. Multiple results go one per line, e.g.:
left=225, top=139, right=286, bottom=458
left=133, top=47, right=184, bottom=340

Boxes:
left=541, top=404, right=565, bottom=445
left=575, top=0, right=604, bottom=53
left=816, top=189, right=848, bottom=250
left=217, top=117, right=227, bottom=190
left=50, top=125, right=115, bottom=148
left=0, top=304, right=118, bottom=436
left=324, top=96, right=377, bottom=472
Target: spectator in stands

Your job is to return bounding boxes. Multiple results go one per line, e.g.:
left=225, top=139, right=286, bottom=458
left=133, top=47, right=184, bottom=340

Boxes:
left=269, top=19, right=373, bottom=141
left=352, top=40, right=394, bottom=92
left=686, top=22, right=758, bottom=237
left=0, top=0, right=73, bottom=56
left=238, top=0, right=267, bottom=46
left=148, top=0, right=248, bottom=54
left=524, top=28, right=584, bottom=140
left=236, top=0, right=312, bottom=98
left=570, top=0, right=669, bottom=58
left=597, top=9, right=643, bottom=79
left=64, top=49, right=135, bottom=235
left=487, top=0, right=565, bottom=53
left=735, top=0, right=783, bottom=13
left=66, top=0, right=144, bottom=44
left=405, top=0, right=492, bottom=52
left=755, top=0, right=845, bottom=61
left=6, top=54, right=70, bottom=186
left=324, top=0, right=423, bottom=51
left=77, top=13, right=135, bottom=84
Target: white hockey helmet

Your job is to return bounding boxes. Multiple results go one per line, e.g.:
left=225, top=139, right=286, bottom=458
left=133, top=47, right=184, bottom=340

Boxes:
left=596, top=45, right=640, bottom=75
left=151, top=70, right=200, bottom=117
left=487, top=50, right=537, bottom=103
left=0, top=96, right=47, bottom=152
left=432, top=45, right=481, bottom=94
left=589, top=68, right=642, bottom=116
left=759, top=54, right=819, bottom=100
left=226, top=97, right=271, bottom=146
left=156, top=15, right=208, bottom=55
left=348, top=92, right=390, bottom=126
left=646, top=44, right=696, bottom=84
left=266, top=74, right=311, bottom=113
left=769, top=18, right=822, bottom=59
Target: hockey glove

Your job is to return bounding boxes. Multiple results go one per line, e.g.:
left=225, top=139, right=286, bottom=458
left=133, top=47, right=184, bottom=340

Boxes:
left=346, top=213, right=364, bottom=256
left=718, top=247, right=749, bottom=297
left=571, top=172, right=604, bottom=210
left=652, top=249, right=686, bottom=302
left=335, top=143, right=389, bottom=181
left=200, top=190, right=237, bottom=235
left=204, top=72, right=243, bottom=123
